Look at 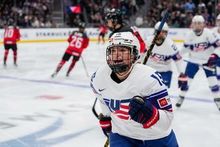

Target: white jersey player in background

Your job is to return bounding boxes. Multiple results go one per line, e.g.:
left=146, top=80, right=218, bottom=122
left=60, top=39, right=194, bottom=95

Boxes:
left=90, top=32, right=178, bottom=147
left=211, top=14, right=220, bottom=110
left=176, top=15, right=220, bottom=111
left=212, top=14, right=220, bottom=85
left=146, top=21, right=183, bottom=88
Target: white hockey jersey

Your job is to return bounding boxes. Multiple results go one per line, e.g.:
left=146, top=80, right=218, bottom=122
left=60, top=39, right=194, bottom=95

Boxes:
left=212, top=27, right=219, bottom=36
left=146, top=36, right=182, bottom=72
left=90, top=63, right=173, bottom=140
left=181, top=28, right=219, bottom=64
left=211, top=27, right=220, bottom=56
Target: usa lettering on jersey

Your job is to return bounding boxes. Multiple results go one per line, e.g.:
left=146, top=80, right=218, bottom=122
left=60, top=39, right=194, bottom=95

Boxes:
left=193, top=42, right=209, bottom=51
left=103, top=98, right=130, bottom=120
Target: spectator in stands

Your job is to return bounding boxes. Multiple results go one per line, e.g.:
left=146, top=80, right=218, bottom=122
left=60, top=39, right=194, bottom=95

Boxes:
left=0, top=0, right=52, bottom=28
left=184, top=0, right=196, bottom=13
left=0, top=0, right=219, bottom=28
left=143, top=0, right=217, bottom=28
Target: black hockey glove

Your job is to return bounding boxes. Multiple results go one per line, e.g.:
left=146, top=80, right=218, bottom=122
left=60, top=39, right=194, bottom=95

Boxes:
left=206, top=53, right=218, bottom=68
left=128, top=96, right=159, bottom=128
left=99, top=113, right=111, bottom=137
left=178, top=73, right=188, bottom=91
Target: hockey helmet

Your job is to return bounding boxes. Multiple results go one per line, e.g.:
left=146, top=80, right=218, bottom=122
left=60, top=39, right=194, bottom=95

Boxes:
left=191, top=15, right=205, bottom=36
left=154, top=21, right=169, bottom=45
left=105, top=8, right=123, bottom=25
left=154, top=21, right=169, bottom=31
left=78, top=22, right=86, bottom=29
left=106, top=32, right=140, bottom=74
left=192, top=15, right=205, bottom=23
left=7, top=19, right=15, bottom=26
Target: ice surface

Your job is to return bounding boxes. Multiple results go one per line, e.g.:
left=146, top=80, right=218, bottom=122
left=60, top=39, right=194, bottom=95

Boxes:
left=0, top=42, right=220, bottom=147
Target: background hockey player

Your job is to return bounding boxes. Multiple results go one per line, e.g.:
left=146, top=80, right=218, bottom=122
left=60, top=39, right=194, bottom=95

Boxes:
left=90, top=32, right=178, bottom=147
left=51, top=22, right=89, bottom=77
left=3, top=22, right=20, bottom=67
left=105, top=8, right=146, bottom=55
left=212, top=14, right=220, bottom=86
left=211, top=14, right=220, bottom=110
left=97, top=23, right=108, bottom=44
left=146, top=21, right=183, bottom=88
left=176, top=15, right=220, bottom=111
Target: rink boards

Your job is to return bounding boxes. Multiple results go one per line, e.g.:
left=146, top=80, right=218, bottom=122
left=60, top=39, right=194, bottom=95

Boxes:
left=0, top=28, right=189, bottom=44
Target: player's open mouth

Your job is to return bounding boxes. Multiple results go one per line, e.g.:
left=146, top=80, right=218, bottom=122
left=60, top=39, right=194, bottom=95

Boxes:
left=114, top=60, right=124, bottom=64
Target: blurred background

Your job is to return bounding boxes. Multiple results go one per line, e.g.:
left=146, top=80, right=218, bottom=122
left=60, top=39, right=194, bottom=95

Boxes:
left=0, top=0, right=219, bottom=28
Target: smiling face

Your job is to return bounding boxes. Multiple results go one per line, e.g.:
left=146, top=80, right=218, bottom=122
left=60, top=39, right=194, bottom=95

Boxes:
left=106, top=32, right=140, bottom=79
left=106, top=45, right=134, bottom=77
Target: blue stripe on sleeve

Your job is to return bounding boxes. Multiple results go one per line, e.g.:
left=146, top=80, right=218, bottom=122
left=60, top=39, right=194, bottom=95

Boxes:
left=212, top=39, right=220, bottom=48
left=184, top=43, right=193, bottom=50
left=147, top=89, right=168, bottom=98
left=143, top=89, right=172, bottom=110
left=172, top=52, right=182, bottom=61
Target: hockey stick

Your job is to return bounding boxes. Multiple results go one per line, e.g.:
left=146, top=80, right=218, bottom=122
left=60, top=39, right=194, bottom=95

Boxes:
left=92, top=97, right=98, bottom=118
left=183, top=59, right=216, bottom=72
left=81, top=56, right=90, bottom=77
left=92, top=97, right=110, bottom=146
left=142, top=9, right=169, bottom=64
left=104, top=138, right=109, bottom=147
left=93, top=99, right=109, bottom=146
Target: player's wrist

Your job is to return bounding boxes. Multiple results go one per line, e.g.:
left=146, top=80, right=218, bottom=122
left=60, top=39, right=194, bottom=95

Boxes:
left=99, top=114, right=112, bottom=137
left=143, top=106, right=159, bottom=128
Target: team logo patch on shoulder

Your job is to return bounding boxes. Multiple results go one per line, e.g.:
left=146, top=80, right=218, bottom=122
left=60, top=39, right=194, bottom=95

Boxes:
left=157, top=97, right=169, bottom=108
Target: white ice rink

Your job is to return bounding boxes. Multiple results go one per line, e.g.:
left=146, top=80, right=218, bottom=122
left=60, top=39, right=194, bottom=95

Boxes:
left=0, top=42, right=220, bottom=147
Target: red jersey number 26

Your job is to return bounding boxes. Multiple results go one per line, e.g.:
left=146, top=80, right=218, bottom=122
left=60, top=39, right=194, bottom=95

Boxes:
left=69, top=36, right=83, bottom=48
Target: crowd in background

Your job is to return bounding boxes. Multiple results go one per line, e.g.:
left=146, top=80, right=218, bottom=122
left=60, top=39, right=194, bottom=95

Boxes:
left=0, top=0, right=54, bottom=28
left=0, top=0, right=220, bottom=28
left=64, top=0, right=145, bottom=27
left=144, top=0, right=218, bottom=28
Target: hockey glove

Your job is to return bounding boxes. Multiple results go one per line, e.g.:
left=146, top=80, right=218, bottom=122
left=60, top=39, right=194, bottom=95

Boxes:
left=206, top=53, right=219, bottom=68
left=128, top=96, right=159, bottom=128
left=99, top=113, right=112, bottom=137
left=178, top=73, right=188, bottom=91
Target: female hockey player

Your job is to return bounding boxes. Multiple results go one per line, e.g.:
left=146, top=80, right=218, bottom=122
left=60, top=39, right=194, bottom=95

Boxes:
left=176, top=15, right=220, bottom=110
left=51, top=22, right=89, bottom=77
left=105, top=8, right=146, bottom=55
left=146, top=21, right=183, bottom=88
left=3, top=22, right=20, bottom=66
left=90, top=32, right=179, bottom=146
